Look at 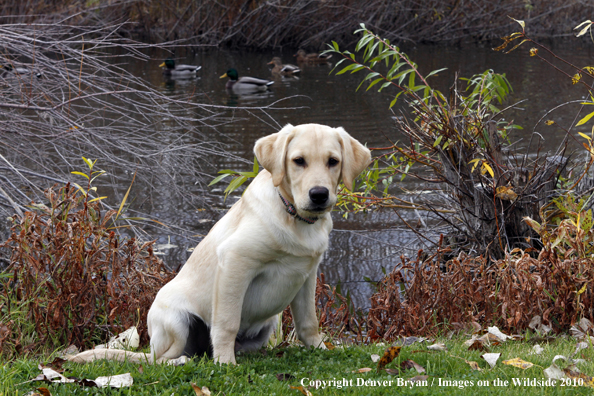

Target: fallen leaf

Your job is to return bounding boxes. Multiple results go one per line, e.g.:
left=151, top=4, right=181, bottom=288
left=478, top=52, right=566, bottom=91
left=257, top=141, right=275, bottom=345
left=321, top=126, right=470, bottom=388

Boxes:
left=502, top=358, right=534, bottom=370
left=103, top=326, right=140, bottom=350
left=352, top=368, right=372, bottom=373
left=467, top=339, right=488, bottom=352
left=400, top=359, right=425, bottom=374
left=138, top=364, right=144, bottom=374
left=323, top=341, right=335, bottom=350
left=290, top=385, right=313, bottom=395
left=276, top=373, right=295, bottom=381
left=370, top=354, right=380, bottom=363
left=487, top=326, right=511, bottom=342
left=191, top=383, right=212, bottom=396
left=530, top=345, right=545, bottom=355
left=564, top=368, right=594, bottom=388
left=384, top=368, right=399, bottom=375
left=94, top=373, right=133, bottom=388
left=36, top=388, right=51, bottom=396
left=427, top=343, right=447, bottom=351
left=466, top=360, right=481, bottom=371
left=377, top=346, right=401, bottom=370
left=481, top=353, right=501, bottom=368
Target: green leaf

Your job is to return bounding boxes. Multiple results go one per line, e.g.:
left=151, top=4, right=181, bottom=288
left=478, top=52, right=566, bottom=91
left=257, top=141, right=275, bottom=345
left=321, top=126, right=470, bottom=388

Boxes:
left=252, top=157, right=259, bottom=174
left=209, top=173, right=232, bottom=186
left=116, top=170, right=136, bottom=221
left=425, top=67, right=447, bottom=79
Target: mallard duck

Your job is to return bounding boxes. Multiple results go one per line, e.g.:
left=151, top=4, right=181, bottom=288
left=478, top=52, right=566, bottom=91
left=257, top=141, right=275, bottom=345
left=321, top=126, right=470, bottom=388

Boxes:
left=2, top=64, right=42, bottom=78
left=220, top=68, right=273, bottom=92
left=267, top=57, right=300, bottom=75
left=293, top=49, right=332, bottom=63
left=159, top=58, right=201, bottom=78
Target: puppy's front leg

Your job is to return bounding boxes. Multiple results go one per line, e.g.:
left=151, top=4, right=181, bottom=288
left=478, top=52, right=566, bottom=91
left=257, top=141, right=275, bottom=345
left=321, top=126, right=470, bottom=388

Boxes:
left=211, top=254, right=258, bottom=364
left=290, top=265, right=326, bottom=349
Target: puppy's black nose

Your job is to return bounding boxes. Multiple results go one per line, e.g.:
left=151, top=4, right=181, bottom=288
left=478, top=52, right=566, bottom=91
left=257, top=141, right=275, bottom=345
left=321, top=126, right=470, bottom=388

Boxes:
left=309, top=187, right=329, bottom=205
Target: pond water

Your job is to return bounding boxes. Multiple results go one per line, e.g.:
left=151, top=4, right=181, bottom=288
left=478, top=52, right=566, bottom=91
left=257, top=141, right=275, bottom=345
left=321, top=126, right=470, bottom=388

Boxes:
left=9, top=39, right=594, bottom=308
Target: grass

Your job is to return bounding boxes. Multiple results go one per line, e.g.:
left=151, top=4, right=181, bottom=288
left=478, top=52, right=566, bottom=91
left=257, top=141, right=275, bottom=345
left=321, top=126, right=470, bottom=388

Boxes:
left=2, top=336, right=594, bottom=395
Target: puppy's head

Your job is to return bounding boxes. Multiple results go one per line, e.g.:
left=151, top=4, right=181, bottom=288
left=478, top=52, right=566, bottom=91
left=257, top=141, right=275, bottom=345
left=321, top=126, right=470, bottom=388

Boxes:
left=254, top=124, right=371, bottom=218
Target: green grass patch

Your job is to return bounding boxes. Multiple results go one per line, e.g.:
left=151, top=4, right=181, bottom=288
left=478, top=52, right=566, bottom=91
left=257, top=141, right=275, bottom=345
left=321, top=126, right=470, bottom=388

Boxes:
left=2, top=336, right=594, bottom=395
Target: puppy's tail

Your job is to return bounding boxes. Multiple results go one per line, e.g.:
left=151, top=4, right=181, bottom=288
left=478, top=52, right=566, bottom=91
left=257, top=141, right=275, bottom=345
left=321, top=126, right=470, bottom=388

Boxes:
left=67, top=349, right=153, bottom=364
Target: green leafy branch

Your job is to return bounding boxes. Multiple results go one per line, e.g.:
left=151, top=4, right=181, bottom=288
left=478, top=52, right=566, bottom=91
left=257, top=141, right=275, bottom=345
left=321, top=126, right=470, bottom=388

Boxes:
left=209, top=157, right=259, bottom=200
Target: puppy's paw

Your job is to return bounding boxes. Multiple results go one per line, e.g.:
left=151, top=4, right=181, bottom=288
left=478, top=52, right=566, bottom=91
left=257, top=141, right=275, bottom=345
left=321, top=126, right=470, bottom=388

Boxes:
left=213, top=351, right=237, bottom=365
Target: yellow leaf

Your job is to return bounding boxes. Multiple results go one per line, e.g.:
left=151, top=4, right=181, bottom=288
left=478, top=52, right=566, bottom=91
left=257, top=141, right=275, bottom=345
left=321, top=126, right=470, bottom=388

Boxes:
left=573, top=73, right=582, bottom=84
left=502, top=358, right=534, bottom=370
left=564, top=368, right=594, bottom=388
left=529, top=48, right=538, bottom=56
left=545, top=120, right=555, bottom=125
left=509, top=17, right=525, bottom=31
left=575, top=20, right=593, bottom=37
left=377, top=346, right=402, bottom=370
left=579, top=132, right=592, bottom=141
left=481, top=163, right=494, bottom=178
left=577, top=283, right=588, bottom=295
left=584, top=66, right=594, bottom=75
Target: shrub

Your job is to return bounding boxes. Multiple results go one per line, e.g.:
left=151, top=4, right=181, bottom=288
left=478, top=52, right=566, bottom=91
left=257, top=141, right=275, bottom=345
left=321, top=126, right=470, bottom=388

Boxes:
left=0, top=183, right=173, bottom=357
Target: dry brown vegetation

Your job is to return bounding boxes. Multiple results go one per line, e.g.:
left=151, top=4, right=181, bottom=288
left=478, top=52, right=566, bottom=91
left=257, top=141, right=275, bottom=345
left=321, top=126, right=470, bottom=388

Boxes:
left=1, top=1, right=593, bottom=48
left=0, top=184, right=173, bottom=357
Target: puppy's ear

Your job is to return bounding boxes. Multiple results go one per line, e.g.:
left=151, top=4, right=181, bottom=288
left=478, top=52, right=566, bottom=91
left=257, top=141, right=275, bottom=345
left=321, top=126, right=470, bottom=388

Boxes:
left=337, top=127, right=371, bottom=191
left=254, top=124, right=295, bottom=186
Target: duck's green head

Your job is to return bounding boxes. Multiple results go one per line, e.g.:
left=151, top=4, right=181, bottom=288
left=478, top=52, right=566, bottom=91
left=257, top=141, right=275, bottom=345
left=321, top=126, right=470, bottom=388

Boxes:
left=159, top=58, right=175, bottom=69
left=3, top=64, right=13, bottom=72
left=220, top=68, right=239, bottom=81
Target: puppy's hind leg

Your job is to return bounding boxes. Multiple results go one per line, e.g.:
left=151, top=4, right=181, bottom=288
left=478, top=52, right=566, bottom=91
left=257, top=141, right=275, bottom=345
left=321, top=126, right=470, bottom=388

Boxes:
left=148, top=308, right=190, bottom=361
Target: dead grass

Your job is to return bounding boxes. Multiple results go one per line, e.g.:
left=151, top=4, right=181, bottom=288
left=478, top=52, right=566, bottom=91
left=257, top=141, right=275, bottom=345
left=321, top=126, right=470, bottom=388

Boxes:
left=367, top=238, right=594, bottom=341
left=0, top=184, right=173, bottom=357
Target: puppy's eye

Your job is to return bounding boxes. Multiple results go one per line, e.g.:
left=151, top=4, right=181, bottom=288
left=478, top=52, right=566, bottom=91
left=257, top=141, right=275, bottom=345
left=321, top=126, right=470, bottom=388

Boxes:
left=328, top=158, right=339, bottom=167
left=293, top=157, right=305, bottom=166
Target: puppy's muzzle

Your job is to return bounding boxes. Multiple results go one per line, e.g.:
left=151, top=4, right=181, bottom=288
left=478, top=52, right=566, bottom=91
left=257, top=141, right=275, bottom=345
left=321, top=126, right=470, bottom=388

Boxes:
left=309, top=186, right=329, bottom=209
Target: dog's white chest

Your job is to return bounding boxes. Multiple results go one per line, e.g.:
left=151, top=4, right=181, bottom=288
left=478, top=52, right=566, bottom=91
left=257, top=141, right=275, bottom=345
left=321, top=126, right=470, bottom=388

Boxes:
left=240, top=256, right=317, bottom=326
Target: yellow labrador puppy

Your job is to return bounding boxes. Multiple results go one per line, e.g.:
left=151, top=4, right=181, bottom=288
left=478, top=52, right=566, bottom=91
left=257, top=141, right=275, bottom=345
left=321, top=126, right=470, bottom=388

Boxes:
left=70, top=123, right=370, bottom=365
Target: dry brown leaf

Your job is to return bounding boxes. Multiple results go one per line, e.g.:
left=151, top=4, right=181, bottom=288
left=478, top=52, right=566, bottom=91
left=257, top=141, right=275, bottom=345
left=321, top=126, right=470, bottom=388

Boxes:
left=466, top=360, right=481, bottom=371
left=564, top=369, right=594, bottom=388
left=37, top=388, right=52, bottom=396
left=191, top=383, right=211, bottom=396
left=427, top=343, right=447, bottom=351
left=467, top=339, right=488, bottom=352
left=384, top=368, right=399, bottom=375
left=290, top=385, right=313, bottom=395
left=323, top=341, right=335, bottom=350
left=400, top=359, right=426, bottom=374
left=408, top=375, right=429, bottom=383
left=377, top=346, right=401, bottom=370
left=502, top=358, right=534, bottom=370
left=352, top=368, right=372, bottom=373
left=496, top=186, right=518, bottom=201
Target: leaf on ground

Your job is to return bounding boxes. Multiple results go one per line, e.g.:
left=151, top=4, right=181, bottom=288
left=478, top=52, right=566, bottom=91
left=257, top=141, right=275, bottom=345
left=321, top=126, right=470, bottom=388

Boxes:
left=94, top=373, right=133, bottom=388
left=408, top=375, right=429, bottom=383
left=36, top=388, right=52, bottom=396
left=427, top=343, right=447, bottom=351
left=384, top=368, right=399, bottom=375
left=487, top=326, right=511, bottom=342
left=353, top=368, right=372, bottom=373
left=466, top=360, right=481, bottom=371
left=502, top=358, right=534, bottom=370
left=481, top=353, right=501, bottom=368
left=564, top=369, right=594, bottom=388
left=530, top=344, right=545, bottom=355
left=370, top=354, right=380, bottom=362
left=191, top=383, right=212, bottom=396
left=290, top=385, right=313, bottom=395
left=377, top=346, right=401, bottom=370
left=276, top=373, right=296, bottom=381
left=323, top=341, right=335, bottom=350
left=400, top=359, right=425, bottom=374
left=467, top=339, right=489, bottom=352
left=41, top=357, right=66, bottom=372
